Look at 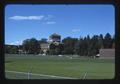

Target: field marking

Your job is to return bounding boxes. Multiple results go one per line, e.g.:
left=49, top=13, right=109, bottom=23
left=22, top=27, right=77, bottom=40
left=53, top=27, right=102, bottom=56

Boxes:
left=83, top=72, right=87, bottom=79
left=6, top=70, right=78, bottom=79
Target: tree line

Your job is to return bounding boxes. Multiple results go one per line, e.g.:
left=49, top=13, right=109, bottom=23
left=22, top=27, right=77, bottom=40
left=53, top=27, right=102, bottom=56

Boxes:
left=62, top=33, right=115, bottom=56
left=5, top=33, right=115, bottom=56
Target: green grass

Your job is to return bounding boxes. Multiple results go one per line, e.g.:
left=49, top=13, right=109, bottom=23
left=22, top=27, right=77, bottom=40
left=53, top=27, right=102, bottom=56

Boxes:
left=5, top=54, right=115, bottom=79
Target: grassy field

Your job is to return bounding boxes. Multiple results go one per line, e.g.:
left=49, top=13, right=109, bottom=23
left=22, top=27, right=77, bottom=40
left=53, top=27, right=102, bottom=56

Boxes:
left=5, top=54, right=115, bottom=79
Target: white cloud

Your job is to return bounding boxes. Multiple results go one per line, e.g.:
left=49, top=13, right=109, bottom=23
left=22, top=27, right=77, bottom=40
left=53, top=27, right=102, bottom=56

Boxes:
left=46, top=21, right=56, bottom=24
left=9, top=15, right=44, bottom=20
left=10, top=41, right=22, bottom=45
left=72, top=29, right=80, bottom=32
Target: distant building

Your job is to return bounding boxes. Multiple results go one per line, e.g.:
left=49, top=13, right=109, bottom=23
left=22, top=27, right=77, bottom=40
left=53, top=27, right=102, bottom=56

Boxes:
left=40, top=43, right=49, bottom=49
left=40, top=33, right=61, bottom=54
left=40, top=43, right=49, bottom=53
left=99, top=49, right=115, bottom=59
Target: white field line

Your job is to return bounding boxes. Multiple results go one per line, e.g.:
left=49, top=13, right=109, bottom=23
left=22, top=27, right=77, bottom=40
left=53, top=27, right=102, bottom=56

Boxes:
left=6, top=70, right=78, bottom=79
left=83, top=72, right=87, bottom=79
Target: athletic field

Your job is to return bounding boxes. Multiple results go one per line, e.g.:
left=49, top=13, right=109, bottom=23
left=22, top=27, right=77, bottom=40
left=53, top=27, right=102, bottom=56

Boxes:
left=5, top=54, right=115, bottom=79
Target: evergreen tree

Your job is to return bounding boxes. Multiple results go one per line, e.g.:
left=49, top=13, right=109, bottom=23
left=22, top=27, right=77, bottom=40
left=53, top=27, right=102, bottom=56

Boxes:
left=62, top=37, right=78, bottom=55
left=103, top=33, right=113, bottom=48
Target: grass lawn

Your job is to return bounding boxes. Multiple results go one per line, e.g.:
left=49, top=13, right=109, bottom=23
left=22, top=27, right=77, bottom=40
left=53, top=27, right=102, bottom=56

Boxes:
left=5, top=54, right=115, bottom=79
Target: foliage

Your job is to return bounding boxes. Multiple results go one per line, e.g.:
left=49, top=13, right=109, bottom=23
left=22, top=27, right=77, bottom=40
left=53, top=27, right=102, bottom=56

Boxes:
left=22, top=38, right=40, bottom=54
left=5, top=33, right=114, bottom=56
left=49, top=43, right=64, bottom=55
left=62, top=37, right=78, bottom=55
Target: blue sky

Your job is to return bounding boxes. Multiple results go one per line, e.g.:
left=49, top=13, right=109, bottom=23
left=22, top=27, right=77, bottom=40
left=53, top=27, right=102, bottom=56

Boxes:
left=5, top=5, right=115, bottom=45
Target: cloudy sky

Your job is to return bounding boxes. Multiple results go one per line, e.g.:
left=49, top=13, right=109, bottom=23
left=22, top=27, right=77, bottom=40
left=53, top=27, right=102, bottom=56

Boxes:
left=5, top=5, right=115, bottom=45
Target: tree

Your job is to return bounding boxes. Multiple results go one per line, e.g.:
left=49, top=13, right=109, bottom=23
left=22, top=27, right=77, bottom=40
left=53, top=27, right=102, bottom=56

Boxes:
left=90, top=35, right=100, bottom=55
left=78, top=38, right=85, bottom=56
left=74, top=41, right=80, bottom=55
left=62, top=37, right=78, bottom=55
left=49, top=42, right=64, bottom=55
left=5, top=45, right=18, bottom=54
left=77, top=35, right=102, bottom=56
left=39, top=38, right=48, bottom=43
left=103, top=33, right=113, bottom=48
left=57, top=43, right=64, bottom=54
left=99, top=34, right=104, bottom=49
left=49, top=43, right=56, bottom=55
left=86, top=35, right=91, bottom=56
left=22, top=38, right=40, bottom=54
